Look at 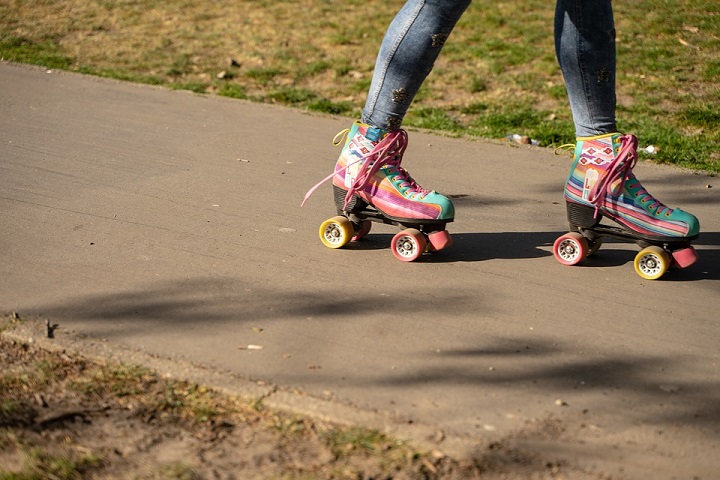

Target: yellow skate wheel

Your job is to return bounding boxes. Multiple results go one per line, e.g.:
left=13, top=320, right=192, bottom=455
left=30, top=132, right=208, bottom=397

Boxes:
left=319, top=216, right=353, bottom=249
left=634, top=246, right=671, bottom=280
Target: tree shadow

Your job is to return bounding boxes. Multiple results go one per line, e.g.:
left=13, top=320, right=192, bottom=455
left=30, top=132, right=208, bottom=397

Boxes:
left=344, top=231, right=557, bottom=261
left=27, top=278, right=478, bottom=330
left=371, top=336, right=720, bottom=432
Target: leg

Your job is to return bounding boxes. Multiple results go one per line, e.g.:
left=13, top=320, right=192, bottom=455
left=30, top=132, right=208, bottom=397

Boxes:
left=555, top=0, right=616, bottom=137
left=363, top=0, right=471, bottom=131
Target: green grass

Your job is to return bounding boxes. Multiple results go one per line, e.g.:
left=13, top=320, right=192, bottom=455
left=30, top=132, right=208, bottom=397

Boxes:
left=0, top=36, right=71, bottom=70
left=1, top=0, right=718, bottom=173
left=323, top=427, right=394, bottom=458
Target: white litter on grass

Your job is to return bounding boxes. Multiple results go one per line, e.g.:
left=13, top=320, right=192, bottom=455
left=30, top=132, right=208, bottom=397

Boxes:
left=642, top=145, right=658, bottom=154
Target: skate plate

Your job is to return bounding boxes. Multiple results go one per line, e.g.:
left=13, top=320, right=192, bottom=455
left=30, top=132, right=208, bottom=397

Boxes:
left=319, top=205, right=452, bottom=262
left=553, top=223, right=698, bottom=280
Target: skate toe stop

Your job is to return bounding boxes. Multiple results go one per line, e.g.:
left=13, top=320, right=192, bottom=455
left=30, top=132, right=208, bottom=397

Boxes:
left=428, top=230, right=453, bottom=251
left=672, top=247, right=699, bottom=269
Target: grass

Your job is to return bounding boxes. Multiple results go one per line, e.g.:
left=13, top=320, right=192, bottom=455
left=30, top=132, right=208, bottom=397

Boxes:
left=8, top=448, right=104, bottom=480
left=0, top=0, right=718, bottom=173
left=324, top=427, right=400, bottom=458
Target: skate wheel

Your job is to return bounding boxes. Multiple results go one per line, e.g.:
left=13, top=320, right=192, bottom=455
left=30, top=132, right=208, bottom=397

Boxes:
left=351, top=220, right=372, bottom=242
left=553, top=232, right=588, bottom=266
left=671, top=247, right=698, bottom=269
left=428, top=230, right=453, bottom=252
left=391, top=228, right=427, bottom=262
left=319, top=216, right=353, bottom=249
left=634, top=246, right=671, bottom=280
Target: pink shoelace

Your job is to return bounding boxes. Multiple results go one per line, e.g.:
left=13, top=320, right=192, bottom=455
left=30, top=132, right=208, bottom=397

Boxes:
left=585, top=134, right=672, bottom=218
left=301, top=129, right=430, bottom=209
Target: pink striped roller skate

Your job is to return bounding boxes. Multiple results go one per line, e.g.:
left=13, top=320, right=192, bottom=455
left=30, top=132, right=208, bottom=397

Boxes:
left=303, top=121, right=454, bottom=262
left=554, top=133, right=700, bottom=279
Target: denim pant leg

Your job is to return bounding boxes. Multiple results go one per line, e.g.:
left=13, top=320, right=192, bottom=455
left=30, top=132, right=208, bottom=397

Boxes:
left=362, top=0, right=471, bottom=131
left=555, top=0, right=617, bottom=137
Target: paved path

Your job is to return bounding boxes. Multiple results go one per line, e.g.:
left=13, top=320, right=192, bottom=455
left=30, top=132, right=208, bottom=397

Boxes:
left=1, top=62, right=718, bottom=479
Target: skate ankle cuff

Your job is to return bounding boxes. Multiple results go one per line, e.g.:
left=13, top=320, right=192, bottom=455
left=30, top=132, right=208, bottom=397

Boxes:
left=576, top=132, right=622, bottom=141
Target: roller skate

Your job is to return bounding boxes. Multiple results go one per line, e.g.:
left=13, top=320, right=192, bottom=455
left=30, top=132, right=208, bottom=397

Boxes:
left=302, top=121, right=454, bottom=262
left=553, top=133, right=700, bottom=279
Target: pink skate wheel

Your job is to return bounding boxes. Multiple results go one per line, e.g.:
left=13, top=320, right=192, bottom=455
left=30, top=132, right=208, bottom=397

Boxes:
left=428, top=230, right=453, bottom=251
left=672, top=247, right=699, bottom=269
left=391, top=228, right=426, bottom=262
left=553, top=232, right=588, bottom=266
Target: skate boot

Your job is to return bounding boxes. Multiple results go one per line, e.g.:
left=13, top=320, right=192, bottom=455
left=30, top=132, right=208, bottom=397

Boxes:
left=553, top=133, right=700, bottom=279
left=303, top=121, right=454, bottom=261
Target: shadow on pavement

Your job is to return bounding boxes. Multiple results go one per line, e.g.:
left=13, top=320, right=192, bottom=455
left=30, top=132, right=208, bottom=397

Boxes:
left=29, top=278, right=479, bottom=330
left=340, top=231, right=558, bottom=262
left=372, top=336, right=720, bottom=434
left=340, top=229, right=720, bottom=280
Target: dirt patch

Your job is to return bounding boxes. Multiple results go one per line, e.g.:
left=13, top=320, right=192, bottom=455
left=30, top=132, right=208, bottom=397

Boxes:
left=0, top=314, right=610, bottom=479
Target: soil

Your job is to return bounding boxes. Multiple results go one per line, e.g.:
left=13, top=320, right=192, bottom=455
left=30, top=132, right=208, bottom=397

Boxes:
left=0, top=317, right=610, bottom=480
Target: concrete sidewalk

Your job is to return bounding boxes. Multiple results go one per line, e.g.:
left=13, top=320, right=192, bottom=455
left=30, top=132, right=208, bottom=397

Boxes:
left=1, top=62, right=718, bottom=479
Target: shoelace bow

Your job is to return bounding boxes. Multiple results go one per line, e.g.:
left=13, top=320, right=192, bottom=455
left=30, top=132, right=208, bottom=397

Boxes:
left=586, top=135, right=672, bottom=217
left=301, top=129, right=430, bottom=209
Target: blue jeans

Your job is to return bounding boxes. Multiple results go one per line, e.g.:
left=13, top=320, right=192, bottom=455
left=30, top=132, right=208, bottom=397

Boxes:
left=362, top=0, right=617, bottom=137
